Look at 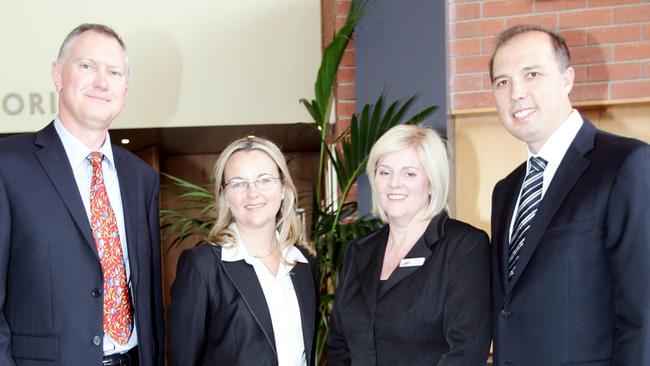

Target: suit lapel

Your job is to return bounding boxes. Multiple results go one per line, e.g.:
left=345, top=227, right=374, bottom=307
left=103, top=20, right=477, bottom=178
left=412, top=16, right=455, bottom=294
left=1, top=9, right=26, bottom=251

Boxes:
left=290, top=261, right=316, bottom=364
left=33, top=122, right=96, bottom=254
left=353, top=226, right=388, bottom=322
left=114, top=150, right=140, bottom=290
left=494, top=167, right=525, bottom=293
left=220, top=259, right=277, bottom=353
left=507, top=120, right=595, bottom=292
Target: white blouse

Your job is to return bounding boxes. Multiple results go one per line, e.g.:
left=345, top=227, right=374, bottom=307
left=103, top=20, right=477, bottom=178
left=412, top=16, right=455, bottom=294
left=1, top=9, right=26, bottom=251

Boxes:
left=222, top=225, right=308, bottom=366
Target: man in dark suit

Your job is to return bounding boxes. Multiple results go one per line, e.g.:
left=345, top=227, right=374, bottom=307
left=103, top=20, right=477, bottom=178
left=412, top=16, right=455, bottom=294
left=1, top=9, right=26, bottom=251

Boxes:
left=490, top=24, right=650, bottom=366
left=0, top=24, right=163, bottom=365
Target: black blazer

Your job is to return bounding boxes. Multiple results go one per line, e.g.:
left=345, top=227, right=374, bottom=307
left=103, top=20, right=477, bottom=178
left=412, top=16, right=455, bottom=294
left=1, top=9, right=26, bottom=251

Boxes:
left=491, top=119, right=650, bottom=366
left=0, top=122, right=164, bottom=365
left=327, top=212, right=491, bottom=366
left=167, top=243, right=319, bottom=366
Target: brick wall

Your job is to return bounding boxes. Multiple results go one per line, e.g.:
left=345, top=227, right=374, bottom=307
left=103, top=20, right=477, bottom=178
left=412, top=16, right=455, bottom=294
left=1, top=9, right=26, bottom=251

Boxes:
left=449, top=0, right=650, bottom=111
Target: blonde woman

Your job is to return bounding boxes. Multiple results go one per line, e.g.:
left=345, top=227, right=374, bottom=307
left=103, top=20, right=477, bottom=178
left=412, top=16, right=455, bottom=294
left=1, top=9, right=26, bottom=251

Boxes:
left=327, top=125, right=491, bottom=365
left=168, top=136, right=318, bottom=366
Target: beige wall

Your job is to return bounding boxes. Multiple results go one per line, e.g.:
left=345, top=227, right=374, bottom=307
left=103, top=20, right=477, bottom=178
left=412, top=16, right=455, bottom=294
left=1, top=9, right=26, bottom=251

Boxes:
left=0, top=0, right=320, bottom=133
left=453, top=100, right=650, bottom=235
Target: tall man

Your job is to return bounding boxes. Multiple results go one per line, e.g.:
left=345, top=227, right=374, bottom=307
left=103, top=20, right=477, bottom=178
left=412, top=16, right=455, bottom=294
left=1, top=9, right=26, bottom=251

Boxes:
left=0, top=24, right=163, bottom=365
left=490, top=24, right=650, bottom=365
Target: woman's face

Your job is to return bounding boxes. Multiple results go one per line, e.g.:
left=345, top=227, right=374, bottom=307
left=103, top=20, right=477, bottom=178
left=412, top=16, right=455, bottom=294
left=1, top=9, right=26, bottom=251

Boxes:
left=223, top=150, right=283, bottom=232
left=374, top=146, right=431, bottom=224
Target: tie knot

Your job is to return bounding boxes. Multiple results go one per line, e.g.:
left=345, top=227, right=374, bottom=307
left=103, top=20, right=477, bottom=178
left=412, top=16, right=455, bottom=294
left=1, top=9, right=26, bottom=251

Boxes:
left=88, top=151, right=104, bottom=167
left=529, top=156, right=547, bottom=173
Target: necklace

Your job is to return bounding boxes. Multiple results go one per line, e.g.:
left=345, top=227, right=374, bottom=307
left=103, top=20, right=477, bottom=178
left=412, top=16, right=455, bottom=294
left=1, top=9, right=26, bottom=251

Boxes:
left=252, top=240, right=279, bottom=259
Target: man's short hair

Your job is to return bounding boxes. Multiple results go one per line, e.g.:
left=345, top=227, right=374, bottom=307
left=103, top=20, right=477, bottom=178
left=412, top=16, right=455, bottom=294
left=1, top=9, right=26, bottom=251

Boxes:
left=57, top=23, right=127, bottom=63
left=489, top=24, right=571, bottom=81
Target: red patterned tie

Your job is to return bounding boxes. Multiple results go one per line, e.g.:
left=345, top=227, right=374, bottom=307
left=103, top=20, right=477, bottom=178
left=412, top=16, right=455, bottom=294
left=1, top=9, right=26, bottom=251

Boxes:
left=89, top=151, right=132, bottom=345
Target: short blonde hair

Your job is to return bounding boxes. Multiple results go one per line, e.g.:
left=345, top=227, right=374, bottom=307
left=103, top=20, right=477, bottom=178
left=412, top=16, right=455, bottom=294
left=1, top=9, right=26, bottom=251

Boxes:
left=366, top=124, right=449, bottom=223
left=207, top=136, right=313, bottom=256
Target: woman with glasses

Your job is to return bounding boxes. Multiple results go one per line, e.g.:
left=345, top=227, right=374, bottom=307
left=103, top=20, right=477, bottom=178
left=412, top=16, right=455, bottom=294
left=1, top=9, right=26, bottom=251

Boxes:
left=167, top=136, right=318, bottom=366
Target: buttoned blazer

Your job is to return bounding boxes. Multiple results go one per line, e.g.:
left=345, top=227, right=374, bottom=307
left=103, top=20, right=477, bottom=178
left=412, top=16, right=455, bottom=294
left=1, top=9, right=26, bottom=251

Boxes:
left=491, top=119, right=650, bottom=366
left=166, top=243, right=319, bottom=366
left=0, top=122, right=164, bottom=366
left=327, top=212, right=491, bottom=366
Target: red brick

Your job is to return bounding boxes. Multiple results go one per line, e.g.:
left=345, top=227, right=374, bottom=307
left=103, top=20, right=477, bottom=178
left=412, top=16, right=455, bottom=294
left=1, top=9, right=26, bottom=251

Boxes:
left=572, top=65, right=588, bottom=83
left=560, top=9, right=612, bottom=29
left=453, top=91, right=495, bottom=110
left=449, top=38, right=482, bottom=57
left=335, top=16, right=347, bottom=32
left=449, top=3, right=481, bottom=21
left=590, top=0, right=642, bottom=6
left=456, top=55, right=492, bottom=73
left=451, top=19, right=505, bottom=39
left=614, top=4, right=650, bottom=24
left=571, top=46, right=614, bottom=65
left=336, top=83, right=355, bottom=100
left=569, top=83, right=609, bottom=101
left=611, top=80, right=650, bottom=99
left=506, top=14, right=558, bottom=30
left=336, top=67, right=355, bottom=83
left=615, top=42, right=650, bottom=61
left=336, top=101, right=356, bottom=118
left=482, top=36, right=497, bottom=54
left=535, top=0, right=586, bottom=12
left=335, top=1, right=351, bottom=16
left=334, top=118, right=351, bottom=138
left=483, top=73, right=494, bottom=89
left=560, top=30, right=587, bottom=47
left=645, top=25, right=650, bottom=41
left=340, top=49, right=355, bottom=67
left=451, top=74, right=484, bottom=92
left=483, top=1, right=532, bottom=17
left=588, top=62, right=641, bottom=81
left=587, top=25, right=641, bottom=45
left=644, top=61, right=650, bottom=77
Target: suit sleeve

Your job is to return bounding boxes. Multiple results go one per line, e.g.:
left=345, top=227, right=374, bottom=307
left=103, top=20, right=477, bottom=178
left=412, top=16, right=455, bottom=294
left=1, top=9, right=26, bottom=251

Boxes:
left=326, top=241, right=354, bottom=366
left=606, top=145, right=650, bottom=365
left=0, top=172, right=17, bottom=365
left=437, top=229, right=492, bottom=366
left=167, top=248, right=212, bottom=366
left=148, top=175, right=164, bottom=365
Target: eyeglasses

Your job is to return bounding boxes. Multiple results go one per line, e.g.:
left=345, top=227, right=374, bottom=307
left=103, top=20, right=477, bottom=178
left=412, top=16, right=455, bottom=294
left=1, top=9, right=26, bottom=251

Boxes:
left=224, top=176, right=281, bottom=193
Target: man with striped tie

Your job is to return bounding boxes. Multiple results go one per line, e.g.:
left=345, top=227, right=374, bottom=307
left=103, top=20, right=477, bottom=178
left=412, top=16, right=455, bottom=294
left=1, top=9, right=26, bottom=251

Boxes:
left=489, top=25, right=650, bottom=366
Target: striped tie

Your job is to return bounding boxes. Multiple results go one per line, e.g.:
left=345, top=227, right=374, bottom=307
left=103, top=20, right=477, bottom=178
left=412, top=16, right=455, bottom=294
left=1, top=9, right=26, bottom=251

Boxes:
left=508, top=156, right=547, bottom=281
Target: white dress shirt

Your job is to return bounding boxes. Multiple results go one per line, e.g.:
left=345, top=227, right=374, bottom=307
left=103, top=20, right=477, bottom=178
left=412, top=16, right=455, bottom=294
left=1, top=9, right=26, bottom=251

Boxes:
left=509, top=109, right=584, bottom=238
left=53, top=118, right=138, bottom=355
left=222, top=223, right=308, bottom=366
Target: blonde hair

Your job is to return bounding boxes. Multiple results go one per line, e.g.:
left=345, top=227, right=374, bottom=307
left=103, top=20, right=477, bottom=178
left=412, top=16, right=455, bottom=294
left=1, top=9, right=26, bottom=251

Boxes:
left=207, top=136, right=313, bottom=256
left=366, top=124, right=449, bottom=223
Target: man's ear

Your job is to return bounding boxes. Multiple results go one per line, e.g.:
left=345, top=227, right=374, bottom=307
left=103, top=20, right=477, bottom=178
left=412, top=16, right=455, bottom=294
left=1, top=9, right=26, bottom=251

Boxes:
left=51, top=62, right=62, bottom=92
left=562, top=66, right=575, bottom=95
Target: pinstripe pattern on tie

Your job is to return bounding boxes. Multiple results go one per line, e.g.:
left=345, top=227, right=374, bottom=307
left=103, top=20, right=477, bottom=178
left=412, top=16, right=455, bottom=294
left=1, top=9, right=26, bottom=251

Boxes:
left=508, top=156, right=547, bottom=281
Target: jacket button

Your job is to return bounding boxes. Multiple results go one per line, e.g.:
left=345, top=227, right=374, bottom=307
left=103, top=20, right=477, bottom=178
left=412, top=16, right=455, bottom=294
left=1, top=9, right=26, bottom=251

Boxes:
left=91, top=288, right=102, bottom=297
left=501, top=308, right=511, bottom=318
left=92, top=336, right=102, bottom=346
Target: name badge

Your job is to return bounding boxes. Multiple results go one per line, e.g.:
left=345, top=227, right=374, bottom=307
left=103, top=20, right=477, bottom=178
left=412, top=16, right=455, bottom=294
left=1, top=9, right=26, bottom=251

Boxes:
left=399, top=257, right=425, bottom=267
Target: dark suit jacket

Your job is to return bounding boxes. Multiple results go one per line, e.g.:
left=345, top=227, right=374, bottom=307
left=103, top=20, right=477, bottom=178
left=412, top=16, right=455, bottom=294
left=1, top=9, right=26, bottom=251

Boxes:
left=327, top=212, right=491, bottom=366
left=166, top=243, right=319, bottom=366
left=491, top=119, right=650, bottom=366
left=0, top=122, right=164, bottom=366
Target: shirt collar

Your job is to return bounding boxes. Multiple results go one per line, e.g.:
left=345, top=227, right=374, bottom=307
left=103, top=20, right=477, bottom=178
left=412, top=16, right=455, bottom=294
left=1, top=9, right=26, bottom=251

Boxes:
left=528, top=109, right=583, bottom=166
left=54, top=117, right=116, bottom=171
left=221, top=223, right=308, bottom=264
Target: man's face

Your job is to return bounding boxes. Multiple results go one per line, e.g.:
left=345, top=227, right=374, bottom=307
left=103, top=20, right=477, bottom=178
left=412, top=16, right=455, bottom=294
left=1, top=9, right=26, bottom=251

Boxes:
left=491, top=31, right=574, bottom=153
left=52, top=30, right=128, bottom=135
